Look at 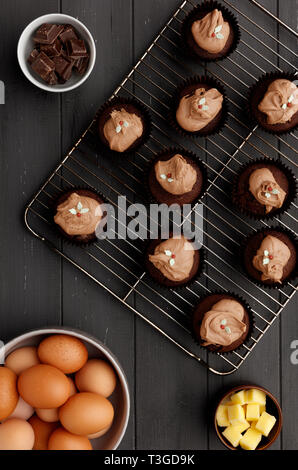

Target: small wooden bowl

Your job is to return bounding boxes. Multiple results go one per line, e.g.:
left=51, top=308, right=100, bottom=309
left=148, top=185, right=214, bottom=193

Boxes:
left=214, top=384, right=282, bottom=450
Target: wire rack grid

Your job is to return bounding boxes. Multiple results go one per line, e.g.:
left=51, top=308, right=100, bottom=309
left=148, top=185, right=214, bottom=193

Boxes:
left=24, top=0, right=298, bottom=375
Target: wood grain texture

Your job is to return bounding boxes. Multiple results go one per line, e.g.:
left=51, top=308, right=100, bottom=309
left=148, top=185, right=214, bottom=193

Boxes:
left=0, top=0, right=296, bottom=451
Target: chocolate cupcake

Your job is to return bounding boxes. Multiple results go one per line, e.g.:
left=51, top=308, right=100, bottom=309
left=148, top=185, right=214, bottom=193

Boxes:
left=145, top=234, right=203, bottom=288
left=192, top=293, right=253, bottom=353
left=147, top=148, right=207, bottom=206
left=169, top=76, right=228, bottom=137
left=242, top=228, right=297, bottom=287
left=97, top=97, right=151, bottom=154
left=181, top=1, right=240, bottom=62
left=53, top=189, right=107, bottom=244
left=248, top=72, right=298, bottom=134
left=232, top=159, right=296, bottom=219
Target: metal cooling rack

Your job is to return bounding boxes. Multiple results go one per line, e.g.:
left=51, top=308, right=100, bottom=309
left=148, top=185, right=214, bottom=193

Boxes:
left=24, top=0, right=298, bottom=375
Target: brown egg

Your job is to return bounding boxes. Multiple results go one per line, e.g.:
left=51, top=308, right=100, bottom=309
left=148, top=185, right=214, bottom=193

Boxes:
left=5, top=347, right=40, bottom=375
left=75, top=359, right=117, bottom=398
left=36, top=407, right=59, bottom=423
left=18, top=364, right=70, bottom=408
left=48, top=428, right=92, bottom=450
left=28, top=415, right=59, bottom=450
left=0, top=419, right=35, bottom=450
left=6, top=396, right=34, bottom=421
left=38, top=335, right=88, bottom=374
left=0, top=367, right=19, bottom=421
left=59, top=392, right=114, bottom=436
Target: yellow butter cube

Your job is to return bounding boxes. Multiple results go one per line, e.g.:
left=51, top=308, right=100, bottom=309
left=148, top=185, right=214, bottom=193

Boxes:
left=228, top=404, right=246, bottom=425
left=230, top=390, right=246, bottom=405
left=246, top=404, right=260, bottom=421
left=222, top=426, right=243, bottom=448
left=240, top=428, right=262, bottom=450
left=255, top=411, right=276, bottom=437
left=231, top=420, right=250, bottom=433
left=216, top=405, right=230, bottom=427
left=245, top=389, right=266, bottom=405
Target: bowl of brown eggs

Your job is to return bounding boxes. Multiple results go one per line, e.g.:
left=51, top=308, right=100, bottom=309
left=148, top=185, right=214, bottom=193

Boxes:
left=0, top=327, right=130, bottom=450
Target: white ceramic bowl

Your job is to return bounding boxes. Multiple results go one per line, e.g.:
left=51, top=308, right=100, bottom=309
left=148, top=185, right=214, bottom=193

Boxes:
left=4, top=327, right=130, bottom=450
left=17, top=13, right=96, bottom=92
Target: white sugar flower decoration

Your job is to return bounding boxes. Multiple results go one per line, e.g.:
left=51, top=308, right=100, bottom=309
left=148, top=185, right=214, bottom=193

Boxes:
left=164, top=249, right=176, bottom=266
left=116, top=120, right=129, bottom=133
left=198, top=97, right=209, bottom=111
left=212, top=24, right=224, bottom=39
left=281, top=94, right=294, bottom=110
left=69, top=201, right=89, bottom=217
left=262, top=249, right=273, bottom=265
left=160, top=172, right=174, bottom=183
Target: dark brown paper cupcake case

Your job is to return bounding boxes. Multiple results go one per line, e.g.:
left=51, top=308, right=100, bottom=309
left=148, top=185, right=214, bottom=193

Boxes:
left=144, top=147, right=209, bottom=207
left=169, top=75, right=228, bottom=138
left=144, top=233, right=206, bottom=291
left=190, top=290, right=256, bottom=355
left=96, top=96, right=152, bottom=156
left=240, top=226, right=298, bottom=289
left=231, top=157, right=297, bottom=220
left=247, top=71, right=298, bottom=135
left=52, top=187, right=108, bottom=246
left=181, top=0, right=241, bottom=63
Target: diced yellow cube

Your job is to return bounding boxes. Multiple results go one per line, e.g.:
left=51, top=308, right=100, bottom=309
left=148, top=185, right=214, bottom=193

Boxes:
left=255, top=411, right=276, bottom=437
left=228, top=404, right=246, bottom=425
left=245, top=389, right=266, bottom=405
left=240, top=428, right=262, bottom=450
left=216, top=405, right=230, bottom=427
left=230, top=390, right=246, bottom=405
left=231, top=420, right=250, bottom=434
left=222, top=426, right=243, bottom=448
left=246, top=404, right=260, bottom=421
left=260, top=404, right=266, bottom=414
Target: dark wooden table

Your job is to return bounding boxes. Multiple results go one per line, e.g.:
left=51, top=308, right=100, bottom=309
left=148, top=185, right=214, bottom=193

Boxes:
left=0, top=0, right=297, bottom=450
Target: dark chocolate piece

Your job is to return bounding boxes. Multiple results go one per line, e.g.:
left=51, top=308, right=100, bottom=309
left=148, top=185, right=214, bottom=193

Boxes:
left=46, top=71, right=58, bottom=85
left=53, top=55, right=73, bottom=81
left=66, top=39, right=88, bottom=58
left=30, top=52, right=55, bottom=81
left=27, top=49, right=39, bottom=65
left=59, top=24, right=78, bottom=44
left=76, top=57, right=89, bottom=75
left=33, top=23, right=64, bottom=45
left=40, top=39, right=62, bottom=57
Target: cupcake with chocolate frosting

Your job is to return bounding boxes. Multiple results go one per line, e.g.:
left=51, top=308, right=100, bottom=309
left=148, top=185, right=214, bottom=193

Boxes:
left=192, top=293, right=253, bottom=353
left=53, top=189, right=107, bottom=244
left=249, top=72, right=298, bottom=134
left=170, top=76, right=228, bottom=137
left=145, top=234, right=203, bottom=287
left=97, top=97, right=151, bottom=153
left=181, top=1, right=240, bottom=62
left=147, top=148, right=207, bottom=206
left=232, top=159, right=296, bottom=219
left=242, top=228, right=297, bottom=286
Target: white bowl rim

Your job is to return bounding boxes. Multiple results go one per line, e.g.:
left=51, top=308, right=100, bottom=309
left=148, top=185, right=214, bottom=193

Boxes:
left=4, top=326, right=130, bottom=450
left=17, top=13, right=96, bottom=93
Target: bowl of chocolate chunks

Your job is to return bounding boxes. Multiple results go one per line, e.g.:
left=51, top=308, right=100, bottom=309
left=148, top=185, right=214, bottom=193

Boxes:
left=17, top=13, right=96, bottom=92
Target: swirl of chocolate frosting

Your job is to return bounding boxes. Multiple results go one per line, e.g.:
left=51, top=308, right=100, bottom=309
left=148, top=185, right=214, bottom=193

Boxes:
left=200, top=299, right=247, bottom=347
left=148, top=235, right=195, bottom=281
left=155, top=154, right=197, bottom=195
left=176, top=87, right=223, bottom=132
left=191, top=9, right=230, bottom=54
left=249, top=168, right=286, bottom=213
left=258, top=79, right=298, bottom=125
left=54, top=192, right=103, bottom=236
left=252, top=235, right=291, bottom=283
left=103, top=108, right=143, bottom=152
